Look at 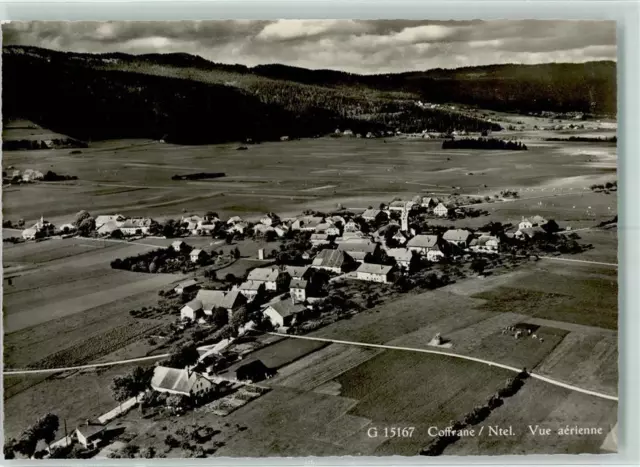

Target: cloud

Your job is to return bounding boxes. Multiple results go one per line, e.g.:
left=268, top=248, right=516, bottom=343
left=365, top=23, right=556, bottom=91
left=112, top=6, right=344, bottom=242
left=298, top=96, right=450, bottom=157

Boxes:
left=2, top=20, right=616, bottom=74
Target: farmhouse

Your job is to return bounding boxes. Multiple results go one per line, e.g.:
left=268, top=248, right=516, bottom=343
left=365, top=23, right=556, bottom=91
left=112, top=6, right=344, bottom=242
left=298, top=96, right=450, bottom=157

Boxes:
left=518, top=218, right=534, bottom=230
left=254, top=224, right=276, bottom=236
left=189, top=249, right=207, bottom=263
left=407, top=234, right=440, bottom=255
left=235, top=280, right=265, bottom=302
left=392, top=230, right=409, bottom=245
left=181, top=215, right=204, bottom=231
left=289, top=279, right=310, bottom=303
left=284, top=265, right=311, bottom=280
left=433, top=203, right=450, bottom=217
left=469, top=235, right=501, bottom=253
left=227, top=222, right=248, bottom=235
left=260, top=212, right=280, bottom=226
left=274, top=225, right=290, bottom=237
left=262, top=297, right=306, bottom=327
left=315, top=223, right=340, bottom=236
left=386, top=248, right=414, bottom=269
left=96, top=220, right=121, bottom=237
left=443, top=229, right=473, bottom=247
left=195, top=289, right=246, bottom=314
left=119, top=218, right=154, bottom=236
left=337, top=241, right=379, bottom=263
left=247, top=266, right=290, bottom=291
left=427, top=247, right=446, bottom=262
left=311, top=249, right=352, bottom=273
left=227, top=216, right=244, bottom=225
left=361, top=209, right=387, bottom=223
left=291, top=216, right=324, bottom=231
left=515, top=226, right=546, bottom=240
left=343, top=220, right=361, bottom=232
left=327, top=215, right=346, bottom=227
left=95, top=214, right=125, bottom=229
left=75, top=421, right=106, bottom=450
left=172, top=240, right=187, bottom=252
left=174, top=279, right=198, bottom=295
left=21, top=216, right=55, bottom=240
left=236, top=360, right=274, bottom=383
left=355, top=263, right=394, bottom=283
left=420, top=197, right=436, bottom=208
left=310, top=233, right=330, bottom=246
left=193, top=221, right=218, bottom=235
left=151, top=366, right=216, bottom=398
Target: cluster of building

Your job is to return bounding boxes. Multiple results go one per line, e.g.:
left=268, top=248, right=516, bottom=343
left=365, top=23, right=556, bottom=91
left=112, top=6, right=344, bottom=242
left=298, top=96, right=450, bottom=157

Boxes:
left=95, top=214, right=155, bottom=237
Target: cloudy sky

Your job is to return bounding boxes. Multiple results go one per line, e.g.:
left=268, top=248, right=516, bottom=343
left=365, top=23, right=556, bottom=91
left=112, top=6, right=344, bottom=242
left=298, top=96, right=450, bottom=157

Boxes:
left=2, top=20, right=616, bottom=74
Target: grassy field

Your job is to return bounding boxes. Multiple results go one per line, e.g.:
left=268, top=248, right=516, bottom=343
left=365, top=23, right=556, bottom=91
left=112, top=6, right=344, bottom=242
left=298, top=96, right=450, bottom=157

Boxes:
left=2, top=136, right=616, bottom=227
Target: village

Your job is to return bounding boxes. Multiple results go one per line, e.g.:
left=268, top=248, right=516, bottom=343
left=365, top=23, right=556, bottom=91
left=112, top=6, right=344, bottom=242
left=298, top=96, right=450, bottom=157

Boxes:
left=3, top=187, right=597, bottom=459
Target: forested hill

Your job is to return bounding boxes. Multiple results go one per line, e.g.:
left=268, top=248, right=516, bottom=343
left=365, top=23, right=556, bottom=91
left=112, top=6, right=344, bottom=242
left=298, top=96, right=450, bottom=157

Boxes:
left=2, top=46, right=616, bottom=144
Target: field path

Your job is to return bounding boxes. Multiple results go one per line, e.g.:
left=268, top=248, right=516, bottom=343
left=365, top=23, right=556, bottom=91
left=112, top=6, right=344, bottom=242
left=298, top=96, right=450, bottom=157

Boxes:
left=538, top=256, right=618, bottom=267
left=3, top=332, right=618, bottom=402
left=262, top=333, right=619, bottom=402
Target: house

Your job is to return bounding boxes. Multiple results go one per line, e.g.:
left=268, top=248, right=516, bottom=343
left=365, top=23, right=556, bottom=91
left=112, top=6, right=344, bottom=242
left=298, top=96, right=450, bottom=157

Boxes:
left=95, top=214, right=125, bottom=229
left=75, top=421, right=106, bottom=450
left=392, top=230, right=409, bottom=245
left=180, top=299, right=204, bottom=321
left=291, top=216, right=324, bottom=231
left=181, top=215, right=204, bottom=231
left=420, top=197, right=436, bottom=208
left=355, top=263, right=394, bottom=283
left=310, top=233, right=330, bottom=246
left=260, top=213, right=280, bottom=226
left=531, top=215, right=548, bottom=226
left=97, top=220, right=121, bottom=237
left=193, top=221, right=218, bottom=236
left=21, top=168, right=44, bottom=182
left=361, top=209, right=387, bottom=223
left=442, top=229, right=473, bottom=247
left=262, top=297, right=306, bottom=327
left=289, top=279, right=310, bottom=303
left=274, top=225, right=290, bottom=237
left=433, top=203, right=450, bottom=217
left=21, top=216, right=55, bottom=240
left=190, top=249, right=207, bottom=263
left=339, top=231, right=367, bottom=241
left=151, top=366, right=216, bottom=398
left=284, top=265, right=311, bottom=280
left=247, top=266, right=290, bottom=291
left=515, top=226, right=546, bottom=240
left=119, top=218, right=154, bottom=236
left=195, top=289, right=246, bottom=314
left=343, top=220, right=361, bottom=232
left=386, top=248, right=414, bottom=269
left=235, top=281, right=265, bottom=302
left=227, top=216, right=244, bottom=225
left=21, top=227, right=38, bottom=240
left=254, top=224, right=276, bottom=236
left=236, top=360, right=275, bottom=383
left=427, top=247, right=446, bottom=262
left=327, top=216, right=346, bottom=227
left=388, top=200, right=414, bottom=212
left=311, top=249, right=352, bottom=273
left=172, top=240, right=187, bottom=252
left=407, top=234, right=440, bottom=255
left=59, top=223, right=77, bottom=234
left=315, top=223, right=340, bottom=236
left=227, top=222, right=248, bottom=235
left=174, top=279, right=198, bottom=295
left=469, top=235, right=500, bottom=253
left=337, top=239, right=379, bottom=263
left=518, top=218, right=534, bottom=230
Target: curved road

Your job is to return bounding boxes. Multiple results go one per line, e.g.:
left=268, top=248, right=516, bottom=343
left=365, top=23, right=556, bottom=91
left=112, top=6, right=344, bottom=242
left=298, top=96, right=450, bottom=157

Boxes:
left=3, top=332, right=618, bottom=403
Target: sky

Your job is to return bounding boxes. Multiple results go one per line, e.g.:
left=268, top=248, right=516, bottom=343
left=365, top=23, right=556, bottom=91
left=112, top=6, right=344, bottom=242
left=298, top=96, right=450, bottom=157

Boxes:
left=2, top=20, right=617, bottom=74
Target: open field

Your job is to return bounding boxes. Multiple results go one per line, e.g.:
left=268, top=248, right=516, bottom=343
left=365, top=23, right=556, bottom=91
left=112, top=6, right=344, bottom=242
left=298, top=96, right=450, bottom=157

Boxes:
left=2, top=135, right=616, bottom=227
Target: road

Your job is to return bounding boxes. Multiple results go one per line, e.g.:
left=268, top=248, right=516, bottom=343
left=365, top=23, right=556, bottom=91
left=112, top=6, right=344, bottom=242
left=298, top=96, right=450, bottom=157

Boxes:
left=538, top=256, right=618, bottom=267
left=4, top=332, right=617, bottom=402
left=265, top=332, right=619, bottom=402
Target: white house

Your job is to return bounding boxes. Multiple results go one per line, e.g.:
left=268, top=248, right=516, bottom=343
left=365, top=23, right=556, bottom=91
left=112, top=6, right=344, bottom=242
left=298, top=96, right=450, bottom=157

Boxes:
left=254, top=224, right=276, bottom=236
left=289, top=279, right=310, bottom=303
left=420, top=197, right=436, bottom=209
left=310, top=233, right=330, bottom=246
left=95, top=214, right=125, bottom=229
left=291, top=216, right=324, bottom=231
left=172, top=240, right=187, bottom=252
left=274, top=225, right=290, bottom=237
left=433, top=203, right=450, bottom=217
left=75, top=422, right=106, bottom=450
left=247, top=267, right=290, bottom=291
left=119, top=218, right=154, bottom=236
left=427, top=247, right=446, bottom=262
left=518, top=218, right=534, bottom=230
left=469, top=235, right=501, bottom=253
left=190, top=249, right=207, bottom=263
left=235, top=281, right=265, bottom=302
left=311, top=249, right=352, bottom=273
left=194, top=289, right=246, bottom=314
left=406, top=234, right=440, bottom=255
left=284, top=265, right=311, bottom=280
left=442, top=229, right=473, bottom=247
left=315, top=223, right=340, bottom=236
left=174, top=279, right=198, bottom=295
left=262, top=297, right=306, bottom=327
left=355, top=263, right=394, bottom=283
left=260, top=213, right=280, bottom=226
left=386, top=248, right=414, bottom=269
left=361, top=209, right=387, bottom=223
left=337, top=239, right=379, bottom=263
left=151, top=366, right=216, bottom=398
left=227, top=216, right=244, bottom=225
left=343, top=220, right=361, bottom=232
left=227, top=222, right=248, bottom=235
left=392, top=230, right=409, bottom=245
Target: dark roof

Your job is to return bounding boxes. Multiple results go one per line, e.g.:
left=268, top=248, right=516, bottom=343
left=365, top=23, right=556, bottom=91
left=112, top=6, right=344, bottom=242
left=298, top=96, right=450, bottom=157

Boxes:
left=76, top=422, right=105, bottom=440
left=312, top=249, right=349, bottom=269
left=266, top=298, right=306, bottom=318
left=289, top=279, right=309, bottom=289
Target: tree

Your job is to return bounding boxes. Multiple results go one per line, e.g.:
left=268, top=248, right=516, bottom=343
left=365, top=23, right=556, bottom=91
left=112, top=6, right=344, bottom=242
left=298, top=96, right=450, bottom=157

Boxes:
left=4, top=438, right=17, bottom=459
left=210, top=307, right=229, bottom=327
left=34, top=413, right=59, bottom=450
left=73, top=210, right=91, bottom=227
left=230, top=307, right=249, bottom=329
left=233, top=247, right=241, bottom=259
left=470, top=258, right=488, bottom=275
left=166, top=342, right=200, bottom=369
left=149, top=262, right=158, bottom=274
left=265, top=230, right=277, bottom=242
left=205, top=211, right=218, bottom=220
left=14, top=427, right=38, bottom=459
left=111, top=375, right=136, bottom=412
left=225, top=273, right=237, bottom=284
left=77, top=217, right=96, bottom=236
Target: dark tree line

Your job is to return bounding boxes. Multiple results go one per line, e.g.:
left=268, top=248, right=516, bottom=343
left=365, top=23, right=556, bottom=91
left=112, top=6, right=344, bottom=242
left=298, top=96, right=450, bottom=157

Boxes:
left=442, top=138, right=528, bottom=150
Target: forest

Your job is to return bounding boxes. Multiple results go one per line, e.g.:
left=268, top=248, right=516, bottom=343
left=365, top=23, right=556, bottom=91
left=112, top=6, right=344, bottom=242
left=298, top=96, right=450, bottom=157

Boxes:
left=442, top=138, right=528, bottom=150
